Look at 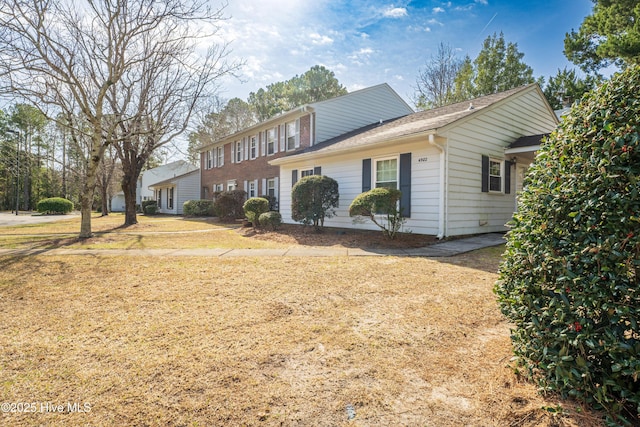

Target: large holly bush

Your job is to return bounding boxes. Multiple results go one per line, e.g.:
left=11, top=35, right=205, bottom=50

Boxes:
left=495, top=66, right=640, bottom=425
left=291, top=175, right=339, bottom=231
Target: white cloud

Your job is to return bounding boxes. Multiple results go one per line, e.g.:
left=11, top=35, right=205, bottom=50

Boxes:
left=383, top=7, right=408, bottom=18
left=433, top=7, right=445, bottom=13
left=424, top=27, right=431, bottom=32
left=475, top=0, right=488, bottom=4
left=309, top=32, right=334, bottom=45
left=427, top=18, right=443, bottom=26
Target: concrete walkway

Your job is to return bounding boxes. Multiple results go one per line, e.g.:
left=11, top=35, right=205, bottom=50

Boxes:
left=0, top=233, right=506, bottom=258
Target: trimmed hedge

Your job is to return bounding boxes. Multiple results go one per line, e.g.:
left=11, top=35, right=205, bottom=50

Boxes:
left=495, top=66, right=640, bottom=425
left=243, top=197, right=270, bottom=227
left=258, top=211, right=282, bottom=231
left=291, top=175, right=339, bottom=230
left=214, top=190, right=247, bottom=221
left=36, top=197, right=74, bottom=214
left=183, top=199, right=214, bottom=216
left=144, top=204, right=158, bottom=215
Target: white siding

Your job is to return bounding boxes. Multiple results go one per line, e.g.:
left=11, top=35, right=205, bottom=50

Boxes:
left=443, top=89, right=557, bottom=236
left=311, top=84, right=414, bottom=144
left=279, top=139, right=442, bottom=235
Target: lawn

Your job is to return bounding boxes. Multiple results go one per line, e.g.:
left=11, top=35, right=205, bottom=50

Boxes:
left=0, top=216, right=604, bottom=426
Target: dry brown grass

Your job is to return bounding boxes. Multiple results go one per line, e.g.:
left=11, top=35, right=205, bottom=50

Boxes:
left=0, top=240, right=606, bottom=426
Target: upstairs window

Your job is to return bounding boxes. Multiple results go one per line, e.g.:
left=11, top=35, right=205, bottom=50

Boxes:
left=250, top=136, right=257, bottom=159
left=286, top=120, right=299, bottom=151
left=235, top=141, right=243, bottom=163
left=267, top=128, right=276, bottom=155
left=216, top=146, right=224, bottom=167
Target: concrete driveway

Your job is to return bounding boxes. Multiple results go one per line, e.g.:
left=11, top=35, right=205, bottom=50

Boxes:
left=0, top=211, right=79, bottom=227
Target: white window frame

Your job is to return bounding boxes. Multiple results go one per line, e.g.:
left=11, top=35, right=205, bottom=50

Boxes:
left=215, top=183, right=224, bottom=192
left=216, top=146, right=224, bottom=167
left=248, top=181, right=256, bottom=198
left=227, top=180, right=237, bottom=191
left=267, top=178, right=276, bottom=197
left=235, top=141, right=243, bottom=163
left=267, top=128, right=276, bottom=155
left=374, top=157, right=399, bottom=189
left=489, top=158, right=503, bottom=193
left=206, top=150, right=213, bottom=169
left=286, top=120, right=299, bottom=151
left=168, top=187, right=174, bottom=210
left=301, top=169, right=314, bottom=178
left=250, top=136, right=257, bottom=159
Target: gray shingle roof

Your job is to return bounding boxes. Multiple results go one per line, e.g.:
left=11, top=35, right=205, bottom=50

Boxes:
left=275, top=84, right=537, bottom=161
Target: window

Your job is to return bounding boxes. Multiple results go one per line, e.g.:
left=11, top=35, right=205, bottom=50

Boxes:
left=375, top=158, right=398, bottom=189
left=215, top=183, right=224, bottom=192
left=206, top=150, right=213, bottom=169
left=249, top=136, right=257, bottom=159
left=248, top=181, right=256, bottom=198
left=203, top=186, right=209, bottom=199
left=286, top=120, right=298, bottom=151
left=216, top=146, right=224, bottom=167
left=267, top=178, right=276, bottom=197
left=227, top=180, right=236, bottom=191
left=157, top=189, right=162, bottom=208
left=301, top=169, right=314, bottom=178
left=489, top=159, right=502, bottom=192
left=235, top=141, right=242, bottom=162
left=168, top=188, right=174, bottom=210
left=267, top=128, right=276, bottom=155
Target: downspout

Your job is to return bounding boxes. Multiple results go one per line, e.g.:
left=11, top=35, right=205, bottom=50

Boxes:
left=429, top=134, right=447, bottom=239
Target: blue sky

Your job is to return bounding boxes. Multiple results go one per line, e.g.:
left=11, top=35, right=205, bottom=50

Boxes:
left=216, top=0, right=595, bottom=106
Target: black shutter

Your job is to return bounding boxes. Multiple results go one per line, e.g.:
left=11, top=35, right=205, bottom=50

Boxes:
left=504, top=160, right=512, bottom=194
left=362, top=159, right=371, bottom=192
left=399, top=153, right=411, bottom=217
left=292, top=169, right=298, bottom=187
left=481, top=155, right=489, bottom=193
left=313, top=166, right=322, bottom=175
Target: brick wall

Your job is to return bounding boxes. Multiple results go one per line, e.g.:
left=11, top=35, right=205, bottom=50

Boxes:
left=200, top=113, right=313, bottom=200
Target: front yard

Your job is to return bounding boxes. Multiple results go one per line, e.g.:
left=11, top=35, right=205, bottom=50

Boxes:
left=0, top=215, right=603, bottom=426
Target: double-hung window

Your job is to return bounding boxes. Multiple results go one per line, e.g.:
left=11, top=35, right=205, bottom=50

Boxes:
left=267, top=178, right=276, bottom=197
left=286, top=120, right=298, bottom=151
left=267, top=128, right=276, bottom=155
left=301, top=169, right=314, bottom=178
left=235, top=141, right=243, bottom=163
left=375, top=158, right=398, bottom=189
left=168, top=188, right=174, bottom=210
left=250, top=136, right=257, bottom=159
left=206, top=150, right=213, bottom=169
left=248, top=181, right=256, bottom=198
left=216, top=146, right=224, bottom=167
left=489, top=159, right=502, bottom=192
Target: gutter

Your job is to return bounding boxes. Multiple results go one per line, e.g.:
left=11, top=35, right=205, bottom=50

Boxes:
left=429, top=134, right=447, bottom=239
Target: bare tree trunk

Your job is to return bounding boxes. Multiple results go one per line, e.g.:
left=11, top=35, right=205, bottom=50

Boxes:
left=79, top=140, right=105, bottom=239
left=122, top=173, right=138, bottom=225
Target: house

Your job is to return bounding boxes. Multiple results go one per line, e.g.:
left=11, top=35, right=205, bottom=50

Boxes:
left=148, top=169, right=201, bottom=215
left=110, top=160, right=198, bottom=211
left=270, top=84, right=558, bottom=238
left=198, top=84, right=415, bottom=206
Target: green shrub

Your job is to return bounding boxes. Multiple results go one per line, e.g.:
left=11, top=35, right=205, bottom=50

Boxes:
left=259, top=194, right=278, bottom=211
left=291, top=175, right=339, bottom=231
left=214, top=190, right=247, bottom=221
left=348, top=187, right=404, bottom=239
left=36, top=197, right=74, bottom=214
left=495, top=66, right=640, bottom=426
left=243, top=197, right=270, bottom=227
left=144, top=204, right=158, bottom=215
left=258, top=211, right=282, bottom=231
left=141, top=200, right=157, bottom=211
left=183, top=199, right=214, bottom=216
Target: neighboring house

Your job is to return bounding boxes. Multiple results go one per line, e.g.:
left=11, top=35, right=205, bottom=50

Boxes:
left=110, top=160, right=198, bottom=211
left=148, top=169, right=201, bottom=215
left=198, top=84, right=415, bottom=207
left=270, top=84, right=558, bottom=238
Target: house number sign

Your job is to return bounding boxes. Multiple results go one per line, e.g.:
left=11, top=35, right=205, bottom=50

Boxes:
left=418, top=157, right=428, bottom=162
